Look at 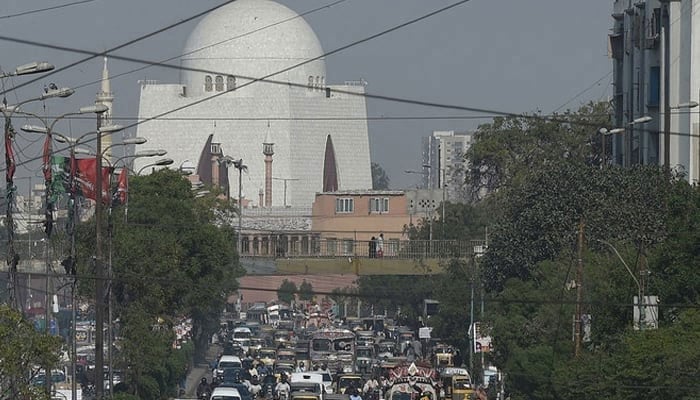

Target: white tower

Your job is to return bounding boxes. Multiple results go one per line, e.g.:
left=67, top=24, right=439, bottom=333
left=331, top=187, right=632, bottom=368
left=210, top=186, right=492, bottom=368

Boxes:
left=95, top=57, right=114, bottom=162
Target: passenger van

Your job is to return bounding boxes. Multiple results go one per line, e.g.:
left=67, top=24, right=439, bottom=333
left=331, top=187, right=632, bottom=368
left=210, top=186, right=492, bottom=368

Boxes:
left=290, top=372, right=326, bottom=400
left=232, top=327, right=252, bottom=353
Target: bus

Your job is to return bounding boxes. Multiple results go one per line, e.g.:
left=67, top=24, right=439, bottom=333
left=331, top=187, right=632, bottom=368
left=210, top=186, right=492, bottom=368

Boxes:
left=267, top=304, right=293, bottom=328
left=309, top=328, right=355, bottom=373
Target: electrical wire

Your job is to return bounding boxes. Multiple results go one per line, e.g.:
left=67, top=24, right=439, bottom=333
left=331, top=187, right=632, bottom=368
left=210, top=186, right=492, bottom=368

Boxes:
left=550, top=70, right=613, bottom=113
left=66, top=0, right=349, bottom=94
left=0, top=0, right=238, bottom=96
left=0, top=0, right=97, bottom=20
left=2, top=270, right=699, bottom=310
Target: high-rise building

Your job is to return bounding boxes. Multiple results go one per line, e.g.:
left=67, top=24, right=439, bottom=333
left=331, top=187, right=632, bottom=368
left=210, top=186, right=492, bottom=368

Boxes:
left=610, top=0, right=700, bottom=181
left=134, top=0, right=372, bottom=207
left=421, top=130, right=474, bottom=201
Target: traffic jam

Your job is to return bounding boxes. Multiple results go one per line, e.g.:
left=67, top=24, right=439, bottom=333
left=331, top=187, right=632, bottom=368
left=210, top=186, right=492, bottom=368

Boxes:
left=198, top=304, right=485, bottom=400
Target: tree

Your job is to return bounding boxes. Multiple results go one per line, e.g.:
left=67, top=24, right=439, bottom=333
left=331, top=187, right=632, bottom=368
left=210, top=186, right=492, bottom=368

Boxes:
left=371, top=162, right=390, bottom=190
left=465, top=102, right=611, bottom=200
left=481, top=162, right=673, bottom=292
left=278, top=279, right=297, bottom=304
left=299, top=279, right=314, bottom=302
left=73, top=169, right=242, bottom=397
left=0, top=305, right=61, bottom=400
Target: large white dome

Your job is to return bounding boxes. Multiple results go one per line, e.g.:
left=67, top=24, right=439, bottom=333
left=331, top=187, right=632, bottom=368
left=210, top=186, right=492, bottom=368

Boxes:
left=181, top=0, right=326, bottom=97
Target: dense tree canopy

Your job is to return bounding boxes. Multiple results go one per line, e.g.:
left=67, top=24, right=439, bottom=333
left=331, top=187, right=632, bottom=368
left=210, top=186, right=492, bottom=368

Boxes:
left=465, top=102, right=611, bottom=200
left=358, top=102, right=700, bottom=399
left=74, top=169, right=242, bottom=398
left=0, top=305, right=62, bottom=400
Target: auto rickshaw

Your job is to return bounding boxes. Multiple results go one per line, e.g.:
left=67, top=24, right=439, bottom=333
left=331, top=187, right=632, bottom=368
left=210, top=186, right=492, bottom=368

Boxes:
left=451, top=374, right=474, bottom=400
left=335, top=373, right=363, bottom=394
left=440, top=368, right=473, bottom=400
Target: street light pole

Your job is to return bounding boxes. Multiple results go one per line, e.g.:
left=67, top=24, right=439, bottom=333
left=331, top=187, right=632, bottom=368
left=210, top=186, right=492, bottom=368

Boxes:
left=231, top=159, right=247, bottom=255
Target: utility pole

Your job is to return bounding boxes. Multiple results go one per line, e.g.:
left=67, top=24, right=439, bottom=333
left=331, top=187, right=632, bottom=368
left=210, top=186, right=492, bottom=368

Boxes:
left=638, top=242, right=647, bottom=330
left=94, top=114, right=105, bottom=400
left=574, top=218, right=585, bottom=357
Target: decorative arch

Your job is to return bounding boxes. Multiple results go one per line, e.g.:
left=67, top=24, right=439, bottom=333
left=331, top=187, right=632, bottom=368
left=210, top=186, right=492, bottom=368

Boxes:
left=322, top=135, right=338, bottom=192
left=204, top=75, right=213, bottom=92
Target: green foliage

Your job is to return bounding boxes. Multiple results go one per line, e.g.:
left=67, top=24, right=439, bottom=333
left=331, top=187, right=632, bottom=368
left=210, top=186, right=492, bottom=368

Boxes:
left=73, top=169, right=242, bottom=398
left=369, top=102, right=700, bottom=400
left=0, top=305, right=62, bottom=400
left=299, top=279, right=314, bottom=302
left=371, top=162, right=390, bottom=190
left=407, top=201, right=494, bottom=241
left=357, top=275, right=435, bottom=327
left=278, top=279, right=297, bottom=304
left=481, top=162, right=673, bottom=292
left=465, top=101, right=611, bottom=199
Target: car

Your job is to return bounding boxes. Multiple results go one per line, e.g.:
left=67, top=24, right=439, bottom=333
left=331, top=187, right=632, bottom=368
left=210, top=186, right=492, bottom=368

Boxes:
left=217, top=382, right=253, bottom=400
left=214, top=356, right=243, bottom=382
left=210, top=386, right=242, bottom=400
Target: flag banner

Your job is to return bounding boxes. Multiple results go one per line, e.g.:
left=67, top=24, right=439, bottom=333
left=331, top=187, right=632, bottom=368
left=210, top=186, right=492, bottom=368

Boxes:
left=42, top=133, right=52, bottom=182
left=114, top=167, right=128, bottom=205
left=5, top=128, right=15, bottom=183
left=50, top=156, right=71, bottom=203
left=74, top=158, right=110, bottom=204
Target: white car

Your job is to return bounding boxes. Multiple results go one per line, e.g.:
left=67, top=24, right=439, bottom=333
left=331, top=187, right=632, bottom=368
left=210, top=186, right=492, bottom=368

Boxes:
left=210, top=386, right=242, bottom=400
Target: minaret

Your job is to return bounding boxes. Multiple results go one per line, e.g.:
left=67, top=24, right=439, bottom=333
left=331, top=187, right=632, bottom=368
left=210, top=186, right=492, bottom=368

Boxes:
left=95, top=57, right=114, bottom=162
left=262, top=129, right=274, bottom=208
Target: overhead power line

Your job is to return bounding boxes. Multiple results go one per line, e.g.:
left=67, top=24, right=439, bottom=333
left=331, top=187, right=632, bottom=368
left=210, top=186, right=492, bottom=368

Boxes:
left=0, top=0, right=97, bottom=20
left=0, top=0, right=238, bottom=96
left=66, top=0, right=348, bottom=93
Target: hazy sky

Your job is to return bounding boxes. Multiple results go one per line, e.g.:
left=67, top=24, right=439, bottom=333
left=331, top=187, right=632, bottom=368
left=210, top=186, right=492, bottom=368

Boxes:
left=0, top=0, right=613, bottom=189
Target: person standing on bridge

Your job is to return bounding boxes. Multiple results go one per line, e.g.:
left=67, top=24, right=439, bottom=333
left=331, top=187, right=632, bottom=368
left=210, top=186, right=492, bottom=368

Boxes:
left=369, top=236, right=377, bottom=258
left=377, top=233, right=384, bottom=258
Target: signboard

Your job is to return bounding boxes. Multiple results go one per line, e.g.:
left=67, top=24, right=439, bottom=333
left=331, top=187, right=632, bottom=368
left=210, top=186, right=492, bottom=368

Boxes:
left=418, top=327, right=432, bottom=339
left=471, top=322, right=492, bottom=353
left=633, top=295, right=659, bottom=330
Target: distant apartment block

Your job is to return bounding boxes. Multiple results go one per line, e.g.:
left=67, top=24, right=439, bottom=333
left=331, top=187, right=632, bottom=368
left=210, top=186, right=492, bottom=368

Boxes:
left=421, top=130, right=474, bottom=201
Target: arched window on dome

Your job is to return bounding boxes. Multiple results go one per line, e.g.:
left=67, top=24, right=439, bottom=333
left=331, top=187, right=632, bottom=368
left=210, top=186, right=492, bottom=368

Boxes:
left=308, top=76, right=314, bottom=91
left=227, top=75, right=236, bottom=91
left=315, top=76, right=321, bottom=90
left=321, top=76, right=325, bottom=89
left=215, top=75, right=224, bottom=91
left=205, top=75, right=213, bottom=92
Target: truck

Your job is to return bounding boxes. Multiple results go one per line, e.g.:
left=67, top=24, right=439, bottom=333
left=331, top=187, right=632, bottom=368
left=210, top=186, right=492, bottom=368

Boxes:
left=385, top=362, right=439, bottom=400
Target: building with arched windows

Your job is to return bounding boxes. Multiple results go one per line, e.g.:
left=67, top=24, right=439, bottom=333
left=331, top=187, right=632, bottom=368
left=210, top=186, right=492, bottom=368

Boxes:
left=135, top=0, right=371, bottom=208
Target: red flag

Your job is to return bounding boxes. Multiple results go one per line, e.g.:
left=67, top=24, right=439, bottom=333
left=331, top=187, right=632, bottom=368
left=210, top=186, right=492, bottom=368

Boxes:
left=5, top=131, right=15, bottom=183
left=116, top=168, right=128, bottom=204
left=42, top=132, right=52, bottom=182
left=75, top=158, right=111, bottom=204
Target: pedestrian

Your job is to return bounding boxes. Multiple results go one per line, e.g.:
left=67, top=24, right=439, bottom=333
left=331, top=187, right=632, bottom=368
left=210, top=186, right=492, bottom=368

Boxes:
left=369, top=236, right=376, bottom=258
left=376, top=233, right=384, bottom=258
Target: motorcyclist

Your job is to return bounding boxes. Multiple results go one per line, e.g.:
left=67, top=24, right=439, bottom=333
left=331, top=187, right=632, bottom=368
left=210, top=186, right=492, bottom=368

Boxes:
left=296, top=361, right=306, bottom=373
left=196, top=377, right=211, bottom=399
left=319, top=363, right=330, bottom=376
left=363, top=376, right=379, bottom=396
left=275, top=373, right=291, bottom=400
left=249, top=374, right=263, bottom=398
left=349, top=388, right=363, bottom=400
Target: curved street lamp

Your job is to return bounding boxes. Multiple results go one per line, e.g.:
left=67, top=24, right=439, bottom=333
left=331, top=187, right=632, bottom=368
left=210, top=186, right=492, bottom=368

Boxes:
left=0, top=61, right=54, bottom=78
left=137, top=158, right=174, bottom=175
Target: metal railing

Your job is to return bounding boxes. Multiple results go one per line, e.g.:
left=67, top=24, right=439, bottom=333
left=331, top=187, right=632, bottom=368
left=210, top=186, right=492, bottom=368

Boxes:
left=241, top=239, right=486, bottom=260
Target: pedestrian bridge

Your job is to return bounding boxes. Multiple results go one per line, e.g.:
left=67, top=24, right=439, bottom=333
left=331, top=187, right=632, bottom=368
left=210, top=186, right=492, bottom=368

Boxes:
left=240, top=239, right=486, bottom=275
